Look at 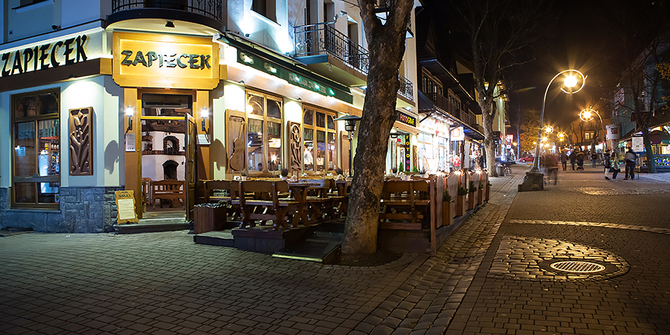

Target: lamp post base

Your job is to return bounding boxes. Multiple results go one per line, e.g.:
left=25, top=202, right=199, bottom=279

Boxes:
left=518, top=171, right=544, bottom=192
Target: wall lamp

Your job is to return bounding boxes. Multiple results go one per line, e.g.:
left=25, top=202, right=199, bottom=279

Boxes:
left=201, top=108, right=209, bottom=131
left=125, top=107, right=134, bottom=132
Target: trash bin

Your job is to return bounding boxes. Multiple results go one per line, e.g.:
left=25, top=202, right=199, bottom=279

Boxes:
left=496, top=164, right=505, bottom=176
left=194, top=203, right=227, bottom=234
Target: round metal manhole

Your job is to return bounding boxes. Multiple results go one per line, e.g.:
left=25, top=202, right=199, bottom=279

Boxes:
left=550, top=261, right=605, bottom=273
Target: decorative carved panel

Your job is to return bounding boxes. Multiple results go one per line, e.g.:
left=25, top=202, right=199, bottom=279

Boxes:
left=68, top=107, right=93, bottom=175
left=288, top=121, right=302, bottom=171
left=226, top=111, right=246, bottom=172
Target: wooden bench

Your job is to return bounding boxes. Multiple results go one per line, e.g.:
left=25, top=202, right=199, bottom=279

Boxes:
left=151, top=180, right=186, bottom=209
left=235, top=180, right=303, bottom=230
left=379, top=180, right=431, bottom=230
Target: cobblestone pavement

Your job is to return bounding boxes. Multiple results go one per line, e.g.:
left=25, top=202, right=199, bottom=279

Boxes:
left=0, top=165, right=669, bottom=335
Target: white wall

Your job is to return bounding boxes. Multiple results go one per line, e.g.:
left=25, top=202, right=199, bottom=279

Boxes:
left=0, top=74, right=124, bottom=189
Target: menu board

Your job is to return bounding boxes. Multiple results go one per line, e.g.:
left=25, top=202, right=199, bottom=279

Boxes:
left=115, top=190, right=138, bottom=224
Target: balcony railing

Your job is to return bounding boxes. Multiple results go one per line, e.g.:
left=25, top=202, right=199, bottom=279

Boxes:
left=398, top=75, right=413, bottom=101
left=111, top=0, right=222, bottom=22
left=427, top=92, right=458, bottom=116
left=294, top=22, right=369, bottom=75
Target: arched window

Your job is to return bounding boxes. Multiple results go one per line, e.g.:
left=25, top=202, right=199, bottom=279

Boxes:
left=163, top=136, right=180, bottom=155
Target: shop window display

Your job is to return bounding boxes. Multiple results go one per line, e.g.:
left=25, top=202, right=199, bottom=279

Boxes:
left=303, top=108, right=337, bottom=172
left=12, top=90, right=60, bottom=208
left=245, top=92, right=283, bottom=174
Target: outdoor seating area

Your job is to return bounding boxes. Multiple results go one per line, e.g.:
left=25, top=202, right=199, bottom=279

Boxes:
left=195, top=169, right=490, bottom=255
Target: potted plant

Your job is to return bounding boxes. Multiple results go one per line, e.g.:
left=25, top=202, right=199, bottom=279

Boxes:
left=457, top=186, right=468, bottom=216
left=240, top=171, right=247, bottom=181
left=477, top=180, right=484, bottom=205
left=442, top=189, right=453, bottom=226
left=485, top=181, right=492, bottom=201
left=468, top=180, right=476, bottom=210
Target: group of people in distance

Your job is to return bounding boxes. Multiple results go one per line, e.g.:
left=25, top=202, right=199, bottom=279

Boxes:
left=539, top=147, right=638, bottom=185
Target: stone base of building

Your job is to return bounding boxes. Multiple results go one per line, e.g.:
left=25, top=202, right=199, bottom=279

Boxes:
left=0, top=186, right=123, bottom=233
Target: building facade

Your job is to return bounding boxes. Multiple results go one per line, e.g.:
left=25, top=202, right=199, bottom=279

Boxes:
left=0, top=0, right=419, bottom=232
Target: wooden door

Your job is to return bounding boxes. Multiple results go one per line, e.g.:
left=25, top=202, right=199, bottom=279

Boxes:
left=185, top=113, right=196, bottom=220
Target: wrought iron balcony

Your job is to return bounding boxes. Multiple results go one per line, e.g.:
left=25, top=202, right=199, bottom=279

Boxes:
left=112, top=0, right=222, bottom=22
left=398, top=75, right=413, bottom=101
left=294, top=22, right=369, bottom=75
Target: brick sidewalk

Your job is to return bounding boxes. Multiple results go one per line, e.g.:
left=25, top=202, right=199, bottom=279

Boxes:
left=1, top=165, right=668, bottom=335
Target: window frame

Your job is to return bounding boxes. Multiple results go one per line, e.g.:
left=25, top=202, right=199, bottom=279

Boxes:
left=11, top=88, right=61, bottom=209
left=251, top=0, right=277, bottom=23
left=302, top=106, right=338, bottom=174
left=245, top=91, right=283, bottom=176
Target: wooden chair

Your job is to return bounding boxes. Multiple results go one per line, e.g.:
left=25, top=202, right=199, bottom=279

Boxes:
left=235, top=180, right=301, bottom=230
left=379, top=180, right=431, bottom=230
left=151, top=180, right=185, bottom=209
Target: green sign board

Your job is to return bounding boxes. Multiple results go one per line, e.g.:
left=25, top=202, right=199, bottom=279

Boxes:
left=238, top=51, right=353, bottom=104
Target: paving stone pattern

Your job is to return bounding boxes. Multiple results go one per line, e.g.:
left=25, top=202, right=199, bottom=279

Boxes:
left=1, top=165, right=669, bottom=335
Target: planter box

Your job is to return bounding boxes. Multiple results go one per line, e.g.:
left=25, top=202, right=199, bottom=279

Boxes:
left=485, top=186, right=490, bottom=201
left=468, top=192, right=475, bottom=210
left=457, top=195, right=466, bottom=216
left=442, top=202, right=453, bottom=226
left=477, top=189, right=483, bottom=205
left=194, top=203, right=227, bottom=234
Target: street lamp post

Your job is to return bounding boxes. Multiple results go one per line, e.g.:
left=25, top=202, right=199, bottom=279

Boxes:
left=579, top=107, right=606, bottom=152
left=334, top=114, right=362, bottom=177
left=519, top=69, right=586, bottom=192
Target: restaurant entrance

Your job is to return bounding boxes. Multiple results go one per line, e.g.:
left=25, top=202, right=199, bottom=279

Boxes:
left=139, top=93, right=196, bottom=221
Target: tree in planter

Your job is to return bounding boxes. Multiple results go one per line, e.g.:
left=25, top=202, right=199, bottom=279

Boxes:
left=341, top=0, right=414, bottom=255
left=456, top=185, right=468, bottom=216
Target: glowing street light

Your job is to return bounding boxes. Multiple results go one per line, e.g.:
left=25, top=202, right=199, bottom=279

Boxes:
left=520, top=69, right=586, bottom=192
left=529, top=69, right=586, bottom=173
left=544, top=125, right=554, bottom=134
left=579, top=107, right=606, bottom=151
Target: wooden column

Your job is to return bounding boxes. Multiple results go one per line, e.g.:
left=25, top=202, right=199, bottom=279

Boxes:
left=196, top=90, right=211, bottom=181
left=123, top=88, right=142, bottom=219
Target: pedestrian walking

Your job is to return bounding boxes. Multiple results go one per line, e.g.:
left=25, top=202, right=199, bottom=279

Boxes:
left=542, top=152, right=559, bottom=185
left=569, top=150, right=576, bottom=170
left=624, top=148, right=637, bottom=180
left=591, top=151, right=597, bottom=168
left=560, top=151, right=568, bottom=171
left=607, top=152, right=620, bottom=180
left=603, top=150, right=611, bottom=176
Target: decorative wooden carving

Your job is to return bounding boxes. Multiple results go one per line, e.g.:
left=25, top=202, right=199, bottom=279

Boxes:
left=288, top=122, right=302, bottom=171
left=228, top=115, right=246, bottom=172
left=69, top=107, right=93, bottom=175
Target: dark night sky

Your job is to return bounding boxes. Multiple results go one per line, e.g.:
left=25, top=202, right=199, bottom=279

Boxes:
left=506, top=0, right=665, bottom=132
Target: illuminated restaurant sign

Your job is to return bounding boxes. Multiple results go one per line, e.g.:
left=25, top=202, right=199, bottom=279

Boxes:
left=0, top=35, right=88, bottom=77
left=396, top=111, right=416, bottom=127
left=113, top=32, right=219, bottom=89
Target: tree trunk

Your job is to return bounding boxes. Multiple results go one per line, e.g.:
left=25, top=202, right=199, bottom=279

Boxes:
left=341, top=0, right=413, bottom=255
left=480, top=95, right=498, bottom=177
left=642, top=127, right=657, bottom=173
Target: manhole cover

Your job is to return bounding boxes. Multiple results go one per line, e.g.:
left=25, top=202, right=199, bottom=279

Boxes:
left=550, top=261, right=605, bottom=273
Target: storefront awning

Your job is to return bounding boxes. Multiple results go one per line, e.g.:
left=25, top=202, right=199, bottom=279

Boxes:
left=219, top=33, right=353, bottom=104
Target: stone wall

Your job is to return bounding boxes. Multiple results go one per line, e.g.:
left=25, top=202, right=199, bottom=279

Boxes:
left=0, top=187, right=123, bottom=233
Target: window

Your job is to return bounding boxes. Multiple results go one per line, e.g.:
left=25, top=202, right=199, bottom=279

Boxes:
left=246, top=92, right=282, bottom=173
left=252, top=0, right=277, bottom=22
left=12, top=89, right=60, bottom=208
left=303, top=108, right=337, bottom=172
left=584, top=131, right=593, bottom=140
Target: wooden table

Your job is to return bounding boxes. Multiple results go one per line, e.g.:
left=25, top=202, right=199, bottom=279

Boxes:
left=287, top=183, right=311, bottom=227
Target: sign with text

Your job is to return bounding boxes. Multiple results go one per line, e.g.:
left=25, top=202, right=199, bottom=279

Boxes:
left=451, top=126, right=464, bottom=141
left=115, top=190, right=138, bottom=224
left=632, top=136, right=644, bottom=152
left=396, top=111, right=417, bottom=127
left=0, top=30, right=104, bottom=78
left=113, top=32, right=219, bottom=89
